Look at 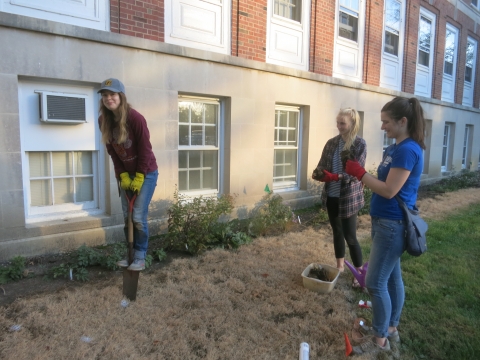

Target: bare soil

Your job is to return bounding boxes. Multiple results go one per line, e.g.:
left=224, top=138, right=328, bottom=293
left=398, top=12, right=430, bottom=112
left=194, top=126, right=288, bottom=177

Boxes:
left=0, top=188, right=479, bottom=359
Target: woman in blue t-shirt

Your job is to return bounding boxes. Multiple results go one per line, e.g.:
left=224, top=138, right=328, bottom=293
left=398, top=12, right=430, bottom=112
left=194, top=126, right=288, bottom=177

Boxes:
left=345, top=97, right=426, bottom=354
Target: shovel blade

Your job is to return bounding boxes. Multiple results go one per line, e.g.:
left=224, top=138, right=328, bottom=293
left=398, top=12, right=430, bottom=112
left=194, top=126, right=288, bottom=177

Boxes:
left=123, top=269, right=140, bottom=301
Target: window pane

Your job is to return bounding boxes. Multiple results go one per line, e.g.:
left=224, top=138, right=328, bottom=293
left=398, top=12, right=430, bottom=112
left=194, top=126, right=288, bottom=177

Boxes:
left=179, top=125, right=190, bottom=146
left=191, top=126, right=203, bottom=145
left=191, top=103, right=204, bottom=123
left=418, top=16, right=431, bottom=56
left=278, top=129, right=287, bottom=144
left=76, top=177, right=93, bottom=202
left=204, top=104, right=217, bottom=124
left=30, top=179, right=51, bottom=206
left=444, top=61, right=453, bottom=76
left=189, top=170, right=201, bottom=189
left=466, top=41, right=475, bottom=68
left=287, top=128, right=297, bottom=145
left=279, top=110, right=287, bottom=127
left=465, top=67, right=472, bottom=83
left=205, top=125, right=217, bottom=146
left=179, top=102, right=190, bottom=123
left=179, top=151, right=188, bottom=169
left=75, top=152, right=92, bottom=175
left=284, top=149, right=297, bottom=176
left=54, top=178, right=74, bottom=204
left=340, top=0, right=359, bottom=12
left=384, top=31, right=399, bottom=56
left=274, top=0, right=301, bottom=22
left=29, top=152, right=50, bottom=177
left=339, top=11, right=358, bottom=42
left=385, top=0, right=401, bottom=30
left=179, top=171, right=188, bottom=191
left=52, top=152, right=72, bottom=176
left=203, top=150, right=217, bottom=168
left=189, top=151, right=201, bottom=168
left=418, top=50, right=429, bottom=67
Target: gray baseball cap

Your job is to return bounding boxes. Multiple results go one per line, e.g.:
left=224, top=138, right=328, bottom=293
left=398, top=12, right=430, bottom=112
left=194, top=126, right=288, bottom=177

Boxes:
left=98, top=78, right=125, bottom=94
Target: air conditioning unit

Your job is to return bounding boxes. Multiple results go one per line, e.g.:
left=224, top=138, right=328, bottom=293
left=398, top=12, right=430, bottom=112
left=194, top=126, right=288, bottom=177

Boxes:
left=35, top=91, right=88, bottom=124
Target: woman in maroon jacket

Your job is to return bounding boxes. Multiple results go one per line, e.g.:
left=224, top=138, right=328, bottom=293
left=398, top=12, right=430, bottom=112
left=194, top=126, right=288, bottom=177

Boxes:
left=313, top=108, right=366, bottom=286
left=98, top=78, right=158, bottom=271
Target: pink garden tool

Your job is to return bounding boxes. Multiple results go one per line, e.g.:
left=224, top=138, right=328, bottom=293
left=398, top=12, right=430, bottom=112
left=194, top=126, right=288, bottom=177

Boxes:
left=344, top=260, right=368, bottom=289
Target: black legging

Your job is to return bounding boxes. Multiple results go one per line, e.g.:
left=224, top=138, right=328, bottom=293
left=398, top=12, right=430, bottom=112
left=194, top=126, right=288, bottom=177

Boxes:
left=326, top=196, right=363, bottom=267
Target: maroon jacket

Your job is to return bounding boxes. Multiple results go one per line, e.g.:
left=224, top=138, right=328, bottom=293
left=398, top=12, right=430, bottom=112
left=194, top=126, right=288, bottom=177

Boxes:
left=99, top=109, right=158, bottom=178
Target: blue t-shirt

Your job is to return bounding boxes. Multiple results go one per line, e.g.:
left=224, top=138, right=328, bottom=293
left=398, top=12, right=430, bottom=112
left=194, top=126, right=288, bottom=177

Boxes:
left=370, top=138, right=423, bottom=219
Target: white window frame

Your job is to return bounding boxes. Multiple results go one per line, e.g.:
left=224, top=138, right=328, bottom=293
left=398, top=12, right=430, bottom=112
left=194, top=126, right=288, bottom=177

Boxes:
left=178, top=96, right=223, bottom=197
left=383, top=131, right=395, bottom=154
left=472, top=0, right=479, bottom=10
left=266, top=0, right=311, bottom=70
left=462, top=125, right=471, bottom=169
left=414, top=7, right=436, bottom=97
left=333, top=0, right=366, bottom=82
left=27, top=151, right=98, bottom=216
left=18, top=80, right=104, bottom=223
left=441, top=24, right=459, bottom=103
left=273, top=105, right=302, bottom=191
left=0, top=0, right=109, bottom=31
left=441, top=124, right=451, bottom=172
left=462, top=37, right=477, bottom=107
left=164, top=0, right=231, bottom=55
left=380, top=0, right=406, bottom=91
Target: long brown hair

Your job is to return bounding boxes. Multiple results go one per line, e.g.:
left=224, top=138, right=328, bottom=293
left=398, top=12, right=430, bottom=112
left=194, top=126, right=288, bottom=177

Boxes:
left=337, top=108, right=361, bottom=150
left=381, top=97, right=426, bottom=149
left=99, top=92, right=131, bottom=144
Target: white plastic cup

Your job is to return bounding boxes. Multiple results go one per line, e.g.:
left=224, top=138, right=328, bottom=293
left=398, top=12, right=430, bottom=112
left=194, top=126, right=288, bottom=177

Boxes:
left=299, top=342, right=309, bottom=360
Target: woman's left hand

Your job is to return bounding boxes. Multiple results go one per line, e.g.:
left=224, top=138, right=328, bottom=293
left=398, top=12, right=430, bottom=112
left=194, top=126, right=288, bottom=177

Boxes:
left=321, top=170, right=339, bottom=182
left=130, top=172, right=145, bottom=193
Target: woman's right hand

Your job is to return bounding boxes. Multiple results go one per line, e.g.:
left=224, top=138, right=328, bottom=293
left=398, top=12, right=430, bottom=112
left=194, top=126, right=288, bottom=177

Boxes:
left=119, top=172, right=132, bottom=190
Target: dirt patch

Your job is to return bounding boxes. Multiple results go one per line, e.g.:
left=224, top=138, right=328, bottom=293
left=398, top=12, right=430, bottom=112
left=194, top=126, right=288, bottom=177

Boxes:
left=0, top=188, right=479, bottom=359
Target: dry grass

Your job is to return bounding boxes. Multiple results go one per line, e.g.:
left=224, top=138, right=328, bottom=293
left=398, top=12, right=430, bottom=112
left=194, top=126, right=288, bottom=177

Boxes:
left=1, top=189, right=479, bottom=360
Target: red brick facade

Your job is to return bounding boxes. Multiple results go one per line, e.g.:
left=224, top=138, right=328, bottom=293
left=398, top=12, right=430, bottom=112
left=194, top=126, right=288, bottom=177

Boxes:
left=363, top=0, right=384, bottom=86
left=110, top=0, right=480, bottom=106
left=111, top=0, right=164, bottom=42
left=309, top=0, right=335, bottom=76
left=231, top=0, right=267, bottom=62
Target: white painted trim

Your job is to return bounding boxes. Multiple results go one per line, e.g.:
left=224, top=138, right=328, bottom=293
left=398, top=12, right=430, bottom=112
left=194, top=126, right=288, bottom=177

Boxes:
left=266, top=0, right=311, bottom=71
left=164, top=0, right=231, bottom=55
left=332, top=0, right=366, bottom=82
left=414, top=7, right=436, bottom=98
left=380, top=0, right=406, bottom=91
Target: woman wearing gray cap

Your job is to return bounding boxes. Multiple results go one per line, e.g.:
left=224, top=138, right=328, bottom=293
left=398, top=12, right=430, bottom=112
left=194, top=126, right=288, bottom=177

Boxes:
left=98, top=78, right=158, bottom=271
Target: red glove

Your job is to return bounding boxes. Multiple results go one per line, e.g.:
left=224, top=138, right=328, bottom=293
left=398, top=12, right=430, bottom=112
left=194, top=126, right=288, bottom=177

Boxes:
left=321, top=170, right=339, bottom=182
left=345, top=160, right=367, bottom=181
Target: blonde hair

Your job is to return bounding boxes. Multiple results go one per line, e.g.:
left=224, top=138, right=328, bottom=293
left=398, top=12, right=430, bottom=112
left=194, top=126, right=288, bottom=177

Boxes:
left=337, top=108, right=360, bottom=150
left=99, top=92, right=131, bottom=145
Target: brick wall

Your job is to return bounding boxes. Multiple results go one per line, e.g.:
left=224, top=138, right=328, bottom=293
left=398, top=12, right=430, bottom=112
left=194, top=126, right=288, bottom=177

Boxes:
left=231, top=0, right=267, bottom=62
left=309, top=0, right=335, bottom=76
left=111, top=0, right=164, bottom=42
left=363, top=0, right=384, bottom=86
left=402, top=2, right=420, bottom=95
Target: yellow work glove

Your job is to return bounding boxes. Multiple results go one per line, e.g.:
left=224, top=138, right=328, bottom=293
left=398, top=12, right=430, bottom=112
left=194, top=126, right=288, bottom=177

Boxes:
left=119, top=172, right=132, bottom=190
left=130, top=172, right=145, bottom=194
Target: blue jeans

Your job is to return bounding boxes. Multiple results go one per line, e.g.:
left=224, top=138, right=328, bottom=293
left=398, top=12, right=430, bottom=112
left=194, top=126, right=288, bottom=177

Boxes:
left=366, top=217, right=406, bottom=338
left=120, top=169, right=158, bottom=260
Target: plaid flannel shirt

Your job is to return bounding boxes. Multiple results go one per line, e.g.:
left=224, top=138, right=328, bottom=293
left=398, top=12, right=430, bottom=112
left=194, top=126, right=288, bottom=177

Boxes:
left=316, top=135, right=367, bottom=218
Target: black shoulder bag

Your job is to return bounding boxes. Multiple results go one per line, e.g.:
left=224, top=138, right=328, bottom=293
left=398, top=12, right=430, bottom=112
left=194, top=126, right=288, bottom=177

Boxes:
left=395, top=195, right=428, bottom=256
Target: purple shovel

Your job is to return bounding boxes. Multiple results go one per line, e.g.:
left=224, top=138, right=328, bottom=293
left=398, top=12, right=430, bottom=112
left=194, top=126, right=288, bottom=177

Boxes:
left=344, top=260, right=368, bottom=289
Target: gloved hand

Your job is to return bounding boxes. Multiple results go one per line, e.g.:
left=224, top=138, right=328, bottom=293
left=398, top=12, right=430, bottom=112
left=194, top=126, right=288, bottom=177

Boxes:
left=119, top=172, right=132, bottom=190
left=130, top=172, right=145, bottom=193
left=321, top=170, right=339, bottom=182
left=345, top=160, right=367, bottom=181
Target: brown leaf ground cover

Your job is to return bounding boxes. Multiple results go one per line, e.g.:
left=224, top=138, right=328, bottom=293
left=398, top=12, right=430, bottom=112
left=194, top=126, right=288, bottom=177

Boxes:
left=1, top=188, right=480, bottom=359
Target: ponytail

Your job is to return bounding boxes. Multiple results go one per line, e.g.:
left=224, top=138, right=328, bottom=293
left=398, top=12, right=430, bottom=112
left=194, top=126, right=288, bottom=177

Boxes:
left=381, top=97, right=426, bottom=149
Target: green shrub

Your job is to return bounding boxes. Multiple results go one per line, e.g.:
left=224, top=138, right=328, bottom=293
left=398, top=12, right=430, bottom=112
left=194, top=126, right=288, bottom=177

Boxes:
left=0, top=256, right=26, bottom=284
left=166, top=190, right=236, bottom=255
left=152, top=249, right=167, bottom=262
left=248, top=193, right=294, bottom=236
left=428, top=170, right=480, bottom=192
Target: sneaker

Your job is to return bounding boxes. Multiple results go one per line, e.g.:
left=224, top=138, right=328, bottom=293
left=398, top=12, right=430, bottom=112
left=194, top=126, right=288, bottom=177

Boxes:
left=117, top=259, right=129, bottom=268
left=352, top=337, right=390, bottom=355
left=127, top=258, right=145, bottom=271
left=388, top=330, right=400, bottom=343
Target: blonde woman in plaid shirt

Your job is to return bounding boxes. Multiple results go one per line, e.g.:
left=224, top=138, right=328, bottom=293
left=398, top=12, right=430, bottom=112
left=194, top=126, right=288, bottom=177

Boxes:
left=313, top=108, right=366, bottom=286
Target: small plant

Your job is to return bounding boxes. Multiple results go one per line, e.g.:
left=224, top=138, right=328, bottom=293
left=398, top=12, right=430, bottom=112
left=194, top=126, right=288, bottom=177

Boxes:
left=100, top=242, right=126, bottom=270
left=428, top=170, right=480, bottom=193
left=145, top=254, right=153, bottom=269
left=248, top=193, right=294, bottom=236
left=358, top=165, right=377, bottom=216
left=152, top=249, right=167, bottom=262
left=0, top=256, right=26, bottom=284
left=166, top=189, right=236, bottom=255
left=74, top=245, right=102, bottom=268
